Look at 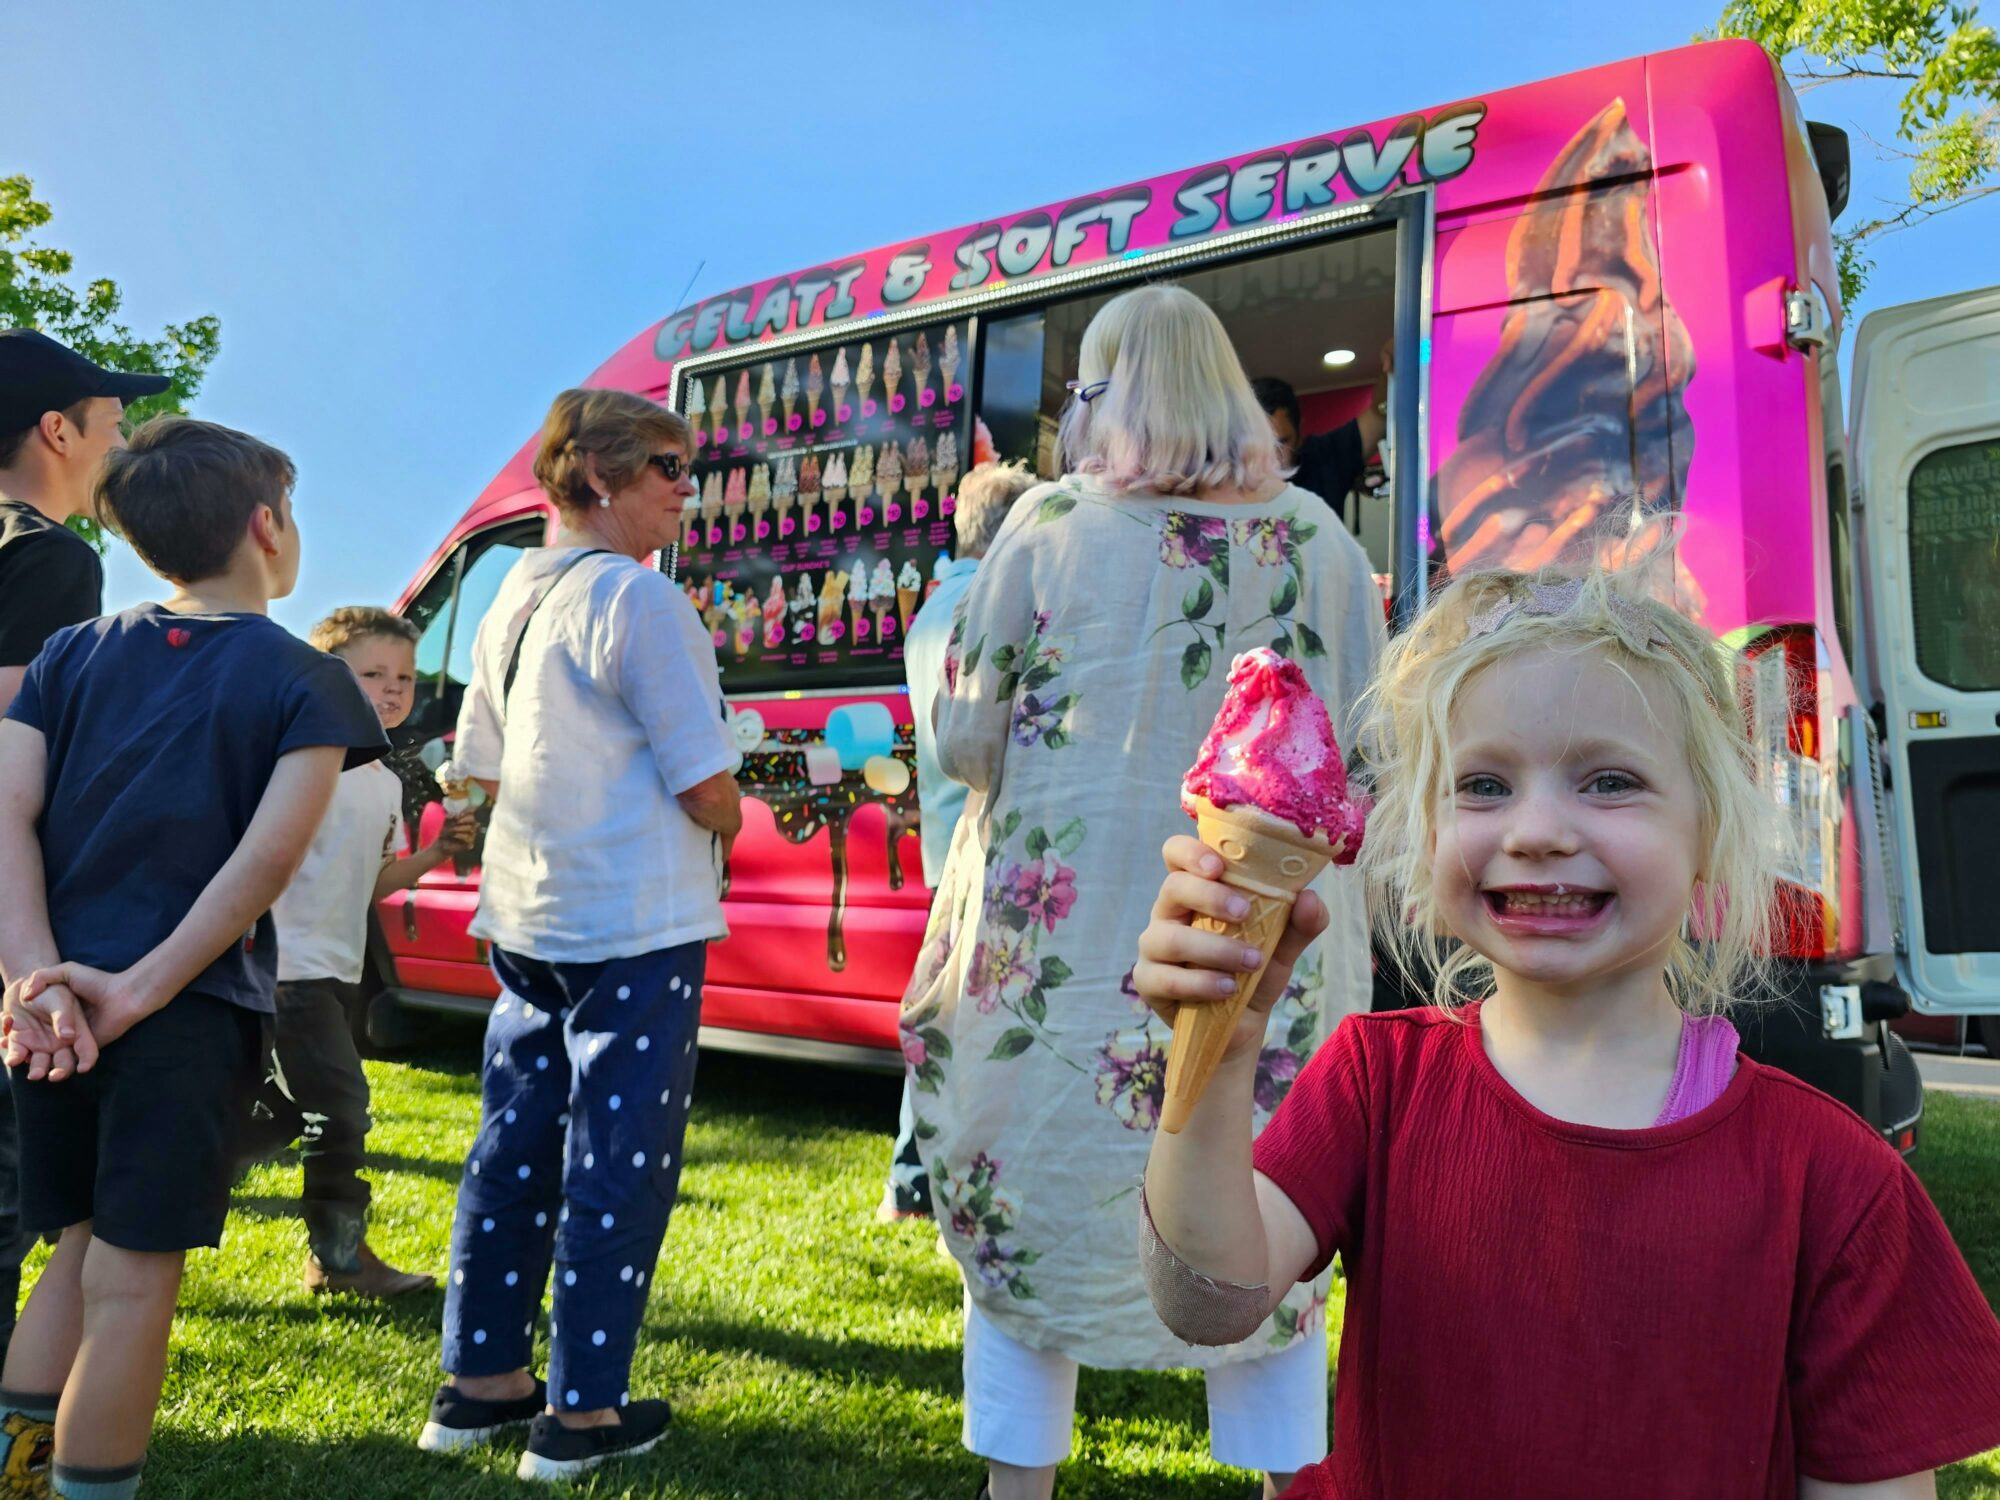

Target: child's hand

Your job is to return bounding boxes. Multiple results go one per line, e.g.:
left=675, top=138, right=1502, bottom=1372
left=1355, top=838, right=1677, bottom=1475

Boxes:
left=436, top=811, right=480, bottom=856
left=1134, top=835, right=1330, bottom=1058
left=4, top=974, right=98, bottom=1081
left=14, top=963, right=158, bottom=1058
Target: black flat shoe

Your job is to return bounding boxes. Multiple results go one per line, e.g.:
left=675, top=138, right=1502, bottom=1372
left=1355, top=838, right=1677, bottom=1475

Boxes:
left=515, top=1399, right=673, bottom=1482
left=416, top=1377, right=547, bottom=1453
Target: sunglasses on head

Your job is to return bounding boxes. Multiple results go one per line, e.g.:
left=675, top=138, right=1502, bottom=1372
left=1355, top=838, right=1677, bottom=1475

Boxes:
left=646, top=452, right=690, bottom=483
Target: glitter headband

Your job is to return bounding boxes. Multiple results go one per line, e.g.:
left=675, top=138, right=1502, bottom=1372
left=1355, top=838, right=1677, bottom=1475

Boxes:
left=1464, top=577, right=1724, bottom=712
left=1465, top=577, right=1666, bottom=644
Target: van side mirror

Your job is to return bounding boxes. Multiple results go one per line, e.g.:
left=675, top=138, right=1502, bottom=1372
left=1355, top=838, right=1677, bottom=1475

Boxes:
left=1806, top=122, right=1851, bottom=224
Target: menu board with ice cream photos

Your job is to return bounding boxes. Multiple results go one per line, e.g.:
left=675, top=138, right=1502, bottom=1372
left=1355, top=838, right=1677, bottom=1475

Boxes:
left=675, top=316, right=974, bottom=694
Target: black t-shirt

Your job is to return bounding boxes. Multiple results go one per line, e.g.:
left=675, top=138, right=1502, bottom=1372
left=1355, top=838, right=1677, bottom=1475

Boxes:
left=0, top=500, right=103, bottom=668
left=5, top=605, right=388, bottom=1013
left=1290, top=422, right=1367, bottom=530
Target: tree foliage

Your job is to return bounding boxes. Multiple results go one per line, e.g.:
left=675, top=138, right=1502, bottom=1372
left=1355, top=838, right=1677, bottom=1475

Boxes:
left=1714, top=0, right=2000, bottom=307
left=0, top=173, right=221, bottom=546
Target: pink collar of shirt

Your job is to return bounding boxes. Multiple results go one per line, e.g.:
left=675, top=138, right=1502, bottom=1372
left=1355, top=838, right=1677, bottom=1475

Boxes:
left=1653, top=1014, right=1741, bottom=1126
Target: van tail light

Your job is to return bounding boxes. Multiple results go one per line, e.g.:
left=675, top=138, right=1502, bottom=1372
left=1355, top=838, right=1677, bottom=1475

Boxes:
left=1737, top=627, right=1832, bottom=960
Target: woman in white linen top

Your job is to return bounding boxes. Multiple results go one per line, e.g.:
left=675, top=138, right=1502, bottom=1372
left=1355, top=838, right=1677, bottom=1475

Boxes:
left=426, top=389, right=740, bottom=1461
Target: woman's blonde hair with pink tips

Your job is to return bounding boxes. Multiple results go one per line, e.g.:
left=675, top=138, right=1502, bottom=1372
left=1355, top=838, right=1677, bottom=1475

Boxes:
left=1056, top=283, right=1284, bottom=498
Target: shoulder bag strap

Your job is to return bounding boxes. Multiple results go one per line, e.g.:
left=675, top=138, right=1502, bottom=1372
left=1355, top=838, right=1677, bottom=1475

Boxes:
left=501, top=548, right=607, bottom=717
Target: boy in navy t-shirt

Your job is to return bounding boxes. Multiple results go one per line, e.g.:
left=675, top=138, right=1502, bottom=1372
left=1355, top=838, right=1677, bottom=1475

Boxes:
left=0, top=417, right=385, bottom=1498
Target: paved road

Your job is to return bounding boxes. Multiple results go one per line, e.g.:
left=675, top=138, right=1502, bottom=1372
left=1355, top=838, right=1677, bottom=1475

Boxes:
left=1915, top=1051, right=2000, bottom=1101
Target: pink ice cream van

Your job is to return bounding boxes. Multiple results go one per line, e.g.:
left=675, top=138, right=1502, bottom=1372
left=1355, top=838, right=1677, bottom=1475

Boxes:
left=372, top=38, right=1944, bottom=1145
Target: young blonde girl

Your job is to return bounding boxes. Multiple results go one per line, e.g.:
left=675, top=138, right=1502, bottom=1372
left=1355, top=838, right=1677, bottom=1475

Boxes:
left=1137, top=567, right=2000, bottom=1498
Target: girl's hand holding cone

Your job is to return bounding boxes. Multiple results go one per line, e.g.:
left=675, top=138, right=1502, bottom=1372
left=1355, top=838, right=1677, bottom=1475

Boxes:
left=1135, top=834, right=1329, bottom=1065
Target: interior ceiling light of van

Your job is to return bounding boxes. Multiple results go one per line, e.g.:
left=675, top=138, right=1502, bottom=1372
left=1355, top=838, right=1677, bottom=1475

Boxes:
left=1037, top=227, right=1398, bottom=410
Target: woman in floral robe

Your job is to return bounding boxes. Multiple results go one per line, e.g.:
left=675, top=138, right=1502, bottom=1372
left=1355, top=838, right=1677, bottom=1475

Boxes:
left=902, top=285, right=1384, bottom=1499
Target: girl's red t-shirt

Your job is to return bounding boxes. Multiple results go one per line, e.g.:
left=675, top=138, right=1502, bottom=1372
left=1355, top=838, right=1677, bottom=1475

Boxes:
left=1253, top=1006, right=2000, bottom=1497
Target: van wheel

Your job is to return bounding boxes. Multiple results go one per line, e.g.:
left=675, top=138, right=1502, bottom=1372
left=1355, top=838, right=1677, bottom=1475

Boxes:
left=358, top=992, right=432, bottom=1064
left=1974, top=1014, right=2000, bottom=1059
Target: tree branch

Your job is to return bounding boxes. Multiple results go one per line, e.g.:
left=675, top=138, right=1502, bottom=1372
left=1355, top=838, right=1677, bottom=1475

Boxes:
left=1846, top=181, right=2000, bottom=242
left=1786, top=61, right=1923, bottom=90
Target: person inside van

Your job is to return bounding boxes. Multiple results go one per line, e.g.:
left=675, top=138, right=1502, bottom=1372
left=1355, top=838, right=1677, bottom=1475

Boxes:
left=419, top=388, right=742, bottom=1482
left=1251, top=341, right=1390, bottom=532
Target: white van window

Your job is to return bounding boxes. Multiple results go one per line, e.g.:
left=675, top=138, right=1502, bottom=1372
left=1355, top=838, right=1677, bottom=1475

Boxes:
left=1907, top=438, right=2000, bottom=691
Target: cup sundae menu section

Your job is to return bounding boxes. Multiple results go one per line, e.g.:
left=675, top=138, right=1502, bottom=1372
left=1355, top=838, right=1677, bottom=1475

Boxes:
left=676, top=317, right=972, bottom=694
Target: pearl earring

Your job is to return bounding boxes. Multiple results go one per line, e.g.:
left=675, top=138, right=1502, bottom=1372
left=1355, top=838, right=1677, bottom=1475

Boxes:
left=598, top=494, right=611, bottom=508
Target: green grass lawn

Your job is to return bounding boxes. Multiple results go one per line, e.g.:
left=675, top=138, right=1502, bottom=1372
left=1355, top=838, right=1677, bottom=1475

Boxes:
left=26, top=1036, right=2000, bottom=1498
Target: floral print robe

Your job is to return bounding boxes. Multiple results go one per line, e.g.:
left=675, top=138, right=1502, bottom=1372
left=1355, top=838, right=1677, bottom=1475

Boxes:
left=903, top=477, right=1385, bottom=1369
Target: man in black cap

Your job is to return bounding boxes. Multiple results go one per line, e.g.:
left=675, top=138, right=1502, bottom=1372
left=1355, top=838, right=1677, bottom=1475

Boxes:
left=0, top=331, right=170, bottom=707
left=0, top=328, right=169, bottom=1361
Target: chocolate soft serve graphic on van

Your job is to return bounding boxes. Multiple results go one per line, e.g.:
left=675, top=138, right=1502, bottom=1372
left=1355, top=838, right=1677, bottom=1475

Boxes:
left=1439, top=100, right=1696, bottom=580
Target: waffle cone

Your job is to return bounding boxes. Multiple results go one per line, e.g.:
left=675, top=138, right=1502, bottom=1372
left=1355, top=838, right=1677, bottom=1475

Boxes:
left=1160, top=796, right=1342, bottom=1133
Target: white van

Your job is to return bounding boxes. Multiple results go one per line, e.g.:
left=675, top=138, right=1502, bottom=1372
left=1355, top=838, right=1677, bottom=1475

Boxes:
left=1849, top=283, right=2000, bottom=1053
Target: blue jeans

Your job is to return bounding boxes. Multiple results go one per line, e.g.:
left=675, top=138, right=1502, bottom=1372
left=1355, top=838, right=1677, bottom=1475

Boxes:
left=441, top=943, right=704, bottom=1413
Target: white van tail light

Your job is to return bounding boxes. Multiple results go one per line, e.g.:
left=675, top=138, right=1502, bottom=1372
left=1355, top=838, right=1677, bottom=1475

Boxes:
left=1737, top=627, right=1837, bottom=959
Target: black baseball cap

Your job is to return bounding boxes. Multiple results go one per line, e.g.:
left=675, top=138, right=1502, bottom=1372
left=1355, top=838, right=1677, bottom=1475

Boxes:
left=0, top=328, right=172, bottom=437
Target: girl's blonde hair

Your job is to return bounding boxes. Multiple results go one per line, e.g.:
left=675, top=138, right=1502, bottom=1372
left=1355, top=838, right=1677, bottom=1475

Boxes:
left=1355, top=564, right=1777, bottom=1018
left=1057, top=283, right=1283, bottom=497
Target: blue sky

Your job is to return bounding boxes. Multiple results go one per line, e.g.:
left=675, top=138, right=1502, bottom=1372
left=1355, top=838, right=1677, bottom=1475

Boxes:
left=7, top=1, right=1995, bottom=634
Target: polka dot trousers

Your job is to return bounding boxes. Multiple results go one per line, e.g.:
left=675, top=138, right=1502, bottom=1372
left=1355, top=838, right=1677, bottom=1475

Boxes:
left=441, top=941, right=704, bottom=1412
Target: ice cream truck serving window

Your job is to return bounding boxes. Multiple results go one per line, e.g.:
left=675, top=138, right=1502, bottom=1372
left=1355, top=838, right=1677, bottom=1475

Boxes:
left=384, top=40, right=1940, bottom=1150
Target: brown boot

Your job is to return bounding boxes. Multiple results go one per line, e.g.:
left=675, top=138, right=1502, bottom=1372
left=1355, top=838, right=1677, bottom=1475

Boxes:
left=304, top=1242, right=437, bottom=1298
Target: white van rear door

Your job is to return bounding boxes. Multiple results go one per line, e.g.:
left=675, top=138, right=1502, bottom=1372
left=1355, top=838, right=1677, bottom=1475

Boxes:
left=1850, top=284, right=2000, bottom=1014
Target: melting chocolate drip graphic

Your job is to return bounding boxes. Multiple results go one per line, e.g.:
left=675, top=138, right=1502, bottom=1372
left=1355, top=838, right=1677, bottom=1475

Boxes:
left=1439, top=100, right=1696, bottom=578
left=737, top=727, right=922, bottom=972
left=882, top=811, right=912, bottom=893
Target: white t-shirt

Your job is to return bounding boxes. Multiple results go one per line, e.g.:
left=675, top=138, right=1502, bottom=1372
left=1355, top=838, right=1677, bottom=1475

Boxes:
left=272, top=760, right=404, bottom=984
left=453, top=548, right=741, bottom=963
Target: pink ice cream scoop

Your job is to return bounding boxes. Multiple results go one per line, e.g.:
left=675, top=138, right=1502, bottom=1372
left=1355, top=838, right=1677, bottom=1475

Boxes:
left=1164, top=647, right=1365, bottom=1133
left=1181, top=647, right=1366, bottom=854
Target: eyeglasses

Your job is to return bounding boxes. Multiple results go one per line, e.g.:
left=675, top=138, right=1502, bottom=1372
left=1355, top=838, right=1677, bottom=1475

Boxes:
left=647, top=453, right=689, bottom=483
left=1065, top=379, right=1109, bottom=404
